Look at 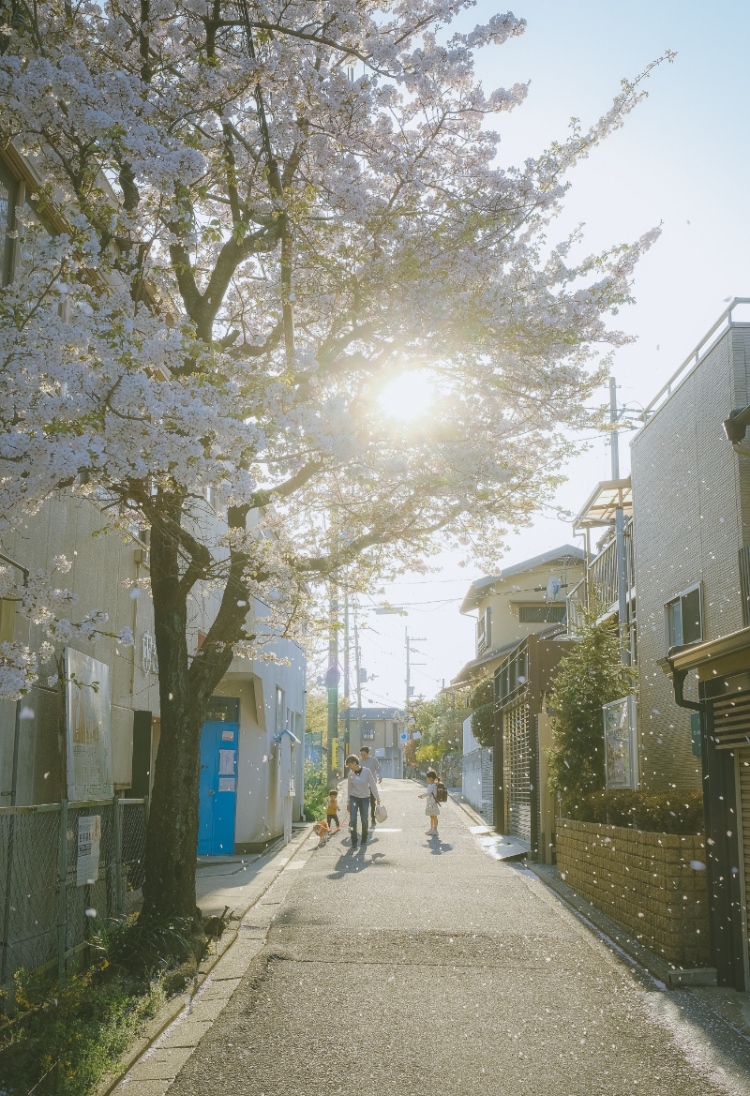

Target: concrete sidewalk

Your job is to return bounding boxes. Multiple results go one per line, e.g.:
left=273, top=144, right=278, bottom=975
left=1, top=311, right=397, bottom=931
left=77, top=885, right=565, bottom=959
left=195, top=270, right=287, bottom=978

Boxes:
left=196, top=828, right=308, bottom=919
left=126, top=781, right=750, bottom=1096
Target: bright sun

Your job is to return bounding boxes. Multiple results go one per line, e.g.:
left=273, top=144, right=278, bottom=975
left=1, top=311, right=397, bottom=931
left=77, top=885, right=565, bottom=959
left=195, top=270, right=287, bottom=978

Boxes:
left=377, top=370, right=436, bottom=421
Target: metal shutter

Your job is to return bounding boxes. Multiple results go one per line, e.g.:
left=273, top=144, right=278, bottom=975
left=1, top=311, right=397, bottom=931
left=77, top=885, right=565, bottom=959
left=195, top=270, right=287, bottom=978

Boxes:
left=506, top=702, right=531, bottom=843
left=712, top=695, right=750, bottom=750
left=737, top=747, right=750, bottom=984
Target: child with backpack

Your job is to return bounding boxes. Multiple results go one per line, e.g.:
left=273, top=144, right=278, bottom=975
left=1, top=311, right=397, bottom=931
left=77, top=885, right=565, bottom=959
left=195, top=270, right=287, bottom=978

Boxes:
left=419, top=769, right=443, bottom=836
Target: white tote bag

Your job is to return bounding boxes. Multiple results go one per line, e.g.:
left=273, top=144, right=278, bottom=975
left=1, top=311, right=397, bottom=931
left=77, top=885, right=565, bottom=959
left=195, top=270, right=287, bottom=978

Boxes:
left=374, top=802, right=388, bottom=823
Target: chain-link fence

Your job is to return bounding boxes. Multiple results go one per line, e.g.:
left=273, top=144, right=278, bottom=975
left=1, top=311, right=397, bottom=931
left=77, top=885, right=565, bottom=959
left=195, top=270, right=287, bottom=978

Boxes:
left=0, top=799, right=147, bottom=987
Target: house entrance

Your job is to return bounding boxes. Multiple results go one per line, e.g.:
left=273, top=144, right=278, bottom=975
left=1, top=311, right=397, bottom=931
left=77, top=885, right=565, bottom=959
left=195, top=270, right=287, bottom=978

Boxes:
left=198, top=716, right=239, bottom=856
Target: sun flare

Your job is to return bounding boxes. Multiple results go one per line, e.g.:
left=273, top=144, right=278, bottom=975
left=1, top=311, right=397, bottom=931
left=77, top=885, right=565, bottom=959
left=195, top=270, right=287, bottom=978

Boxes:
left=377, top=371, right=436, bottom=421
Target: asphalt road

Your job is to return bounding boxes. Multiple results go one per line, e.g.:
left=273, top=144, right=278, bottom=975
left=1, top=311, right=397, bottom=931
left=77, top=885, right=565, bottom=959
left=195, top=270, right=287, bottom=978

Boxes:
left=169, top=780, right=750, bottom=1096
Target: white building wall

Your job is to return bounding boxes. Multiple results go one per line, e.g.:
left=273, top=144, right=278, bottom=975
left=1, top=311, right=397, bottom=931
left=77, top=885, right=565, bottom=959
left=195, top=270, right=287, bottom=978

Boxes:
left=214, top=637, right=306, bottom=851
left=463, top=713, right=481, bottom=755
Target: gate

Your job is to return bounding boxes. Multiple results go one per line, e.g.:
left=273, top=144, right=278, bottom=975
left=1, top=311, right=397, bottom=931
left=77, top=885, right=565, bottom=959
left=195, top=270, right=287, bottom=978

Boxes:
left=505, top=702, right=531, bottom=843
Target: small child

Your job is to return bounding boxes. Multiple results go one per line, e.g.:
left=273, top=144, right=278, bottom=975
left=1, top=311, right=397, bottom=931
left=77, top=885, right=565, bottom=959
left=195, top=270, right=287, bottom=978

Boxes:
left=418, top=769, right=440, bottom=836
left=326, top=789, right=341, bottom=831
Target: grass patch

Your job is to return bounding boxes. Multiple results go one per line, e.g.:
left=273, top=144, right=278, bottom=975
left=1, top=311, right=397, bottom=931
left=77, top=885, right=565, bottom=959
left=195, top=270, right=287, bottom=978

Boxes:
left=0, top=963, right=165, bottom=1096
left=0, top=914, right=208, bottom=1095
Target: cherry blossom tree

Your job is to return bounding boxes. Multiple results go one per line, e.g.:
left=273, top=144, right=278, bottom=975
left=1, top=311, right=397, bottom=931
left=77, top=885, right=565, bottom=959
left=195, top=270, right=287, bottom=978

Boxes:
left=0, top=0, right=667, bottom=922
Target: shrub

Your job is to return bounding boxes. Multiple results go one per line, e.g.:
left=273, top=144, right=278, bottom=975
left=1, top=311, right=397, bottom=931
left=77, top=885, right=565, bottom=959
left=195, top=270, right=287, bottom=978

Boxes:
left=303, top=758, right=330, bottom=821
left=564, top=789, right=704, bottom=835
left=548, top=607, right=637, bottom=800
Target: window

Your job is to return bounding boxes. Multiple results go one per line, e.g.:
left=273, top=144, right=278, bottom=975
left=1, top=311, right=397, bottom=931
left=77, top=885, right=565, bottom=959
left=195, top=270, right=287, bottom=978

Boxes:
left=740, top=545, right=750, bottom=627
left=275, top=686, right=285, bottom=733
left=518, top=604, right=566, bottom=624
left=0, top=599, right=15, bottom=644
left=0, top=161, right=19, bottom=286
left=495, top=648, right=529, bottom=704
left=665, top=584, right=702, bottom=650
left=477, top=606, right=492, bottom=653
left=361, top=720, right=375, bottom=741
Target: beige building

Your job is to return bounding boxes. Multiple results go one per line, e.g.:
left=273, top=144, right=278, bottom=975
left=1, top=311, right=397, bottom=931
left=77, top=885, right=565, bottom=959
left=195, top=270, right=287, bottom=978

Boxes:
left=451, top=545, right=585, bottom=688
left=340, top=707, right=406, bottom=778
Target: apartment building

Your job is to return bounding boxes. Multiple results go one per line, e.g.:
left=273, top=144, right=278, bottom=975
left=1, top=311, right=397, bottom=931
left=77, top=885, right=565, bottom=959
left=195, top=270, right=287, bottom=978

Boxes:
left=635, top=301, right=750, bottom=988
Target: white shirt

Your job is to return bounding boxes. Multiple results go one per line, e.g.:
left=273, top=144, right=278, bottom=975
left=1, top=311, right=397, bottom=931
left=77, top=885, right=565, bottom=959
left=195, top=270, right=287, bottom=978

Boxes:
left=347, top=766, right=379, bottom=801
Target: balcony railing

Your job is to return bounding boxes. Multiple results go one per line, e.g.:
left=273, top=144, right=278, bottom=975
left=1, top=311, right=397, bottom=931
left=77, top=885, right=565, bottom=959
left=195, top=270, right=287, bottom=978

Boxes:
left=567, top=518, right=634, bottom=630
left=590, top=535, right=619, bottom=609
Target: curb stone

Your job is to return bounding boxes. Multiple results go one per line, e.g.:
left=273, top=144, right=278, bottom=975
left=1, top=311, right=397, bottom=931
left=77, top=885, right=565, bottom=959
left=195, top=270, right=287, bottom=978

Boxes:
left=94, top=824, right=314, bottom=1096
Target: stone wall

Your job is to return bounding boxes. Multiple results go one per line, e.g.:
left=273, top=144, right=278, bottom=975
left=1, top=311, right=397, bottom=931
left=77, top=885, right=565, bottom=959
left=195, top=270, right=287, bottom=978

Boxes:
left=556, top=818, right=710, bottom=967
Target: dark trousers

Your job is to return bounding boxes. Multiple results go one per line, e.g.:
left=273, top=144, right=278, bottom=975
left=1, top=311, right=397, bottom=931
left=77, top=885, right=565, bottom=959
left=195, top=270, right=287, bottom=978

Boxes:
left=349, top=796, right=369, bottom=842
left=327, top=813, right=339, bottom=829
left=369, top=791, right=376, bottom=823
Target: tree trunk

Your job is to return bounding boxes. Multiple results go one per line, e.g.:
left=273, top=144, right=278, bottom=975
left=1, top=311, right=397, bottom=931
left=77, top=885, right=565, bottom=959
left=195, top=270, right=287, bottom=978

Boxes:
left=140, top=498, right=250, bottom=924
left=141, top=503, right=201, bottom=922
left=141, top=672, right=204, bottom=923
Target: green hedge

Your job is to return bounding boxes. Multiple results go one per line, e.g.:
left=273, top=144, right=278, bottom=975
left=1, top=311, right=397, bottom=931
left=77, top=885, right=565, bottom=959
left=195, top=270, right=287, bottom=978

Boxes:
left=562, top=789, right=704, bottom=835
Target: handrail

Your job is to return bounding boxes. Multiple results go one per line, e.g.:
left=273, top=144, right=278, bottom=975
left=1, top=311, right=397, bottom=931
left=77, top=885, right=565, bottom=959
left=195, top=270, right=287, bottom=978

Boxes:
left=642, top=297, right=750, bottom=421
left=0, top=798, right=146, bottom=814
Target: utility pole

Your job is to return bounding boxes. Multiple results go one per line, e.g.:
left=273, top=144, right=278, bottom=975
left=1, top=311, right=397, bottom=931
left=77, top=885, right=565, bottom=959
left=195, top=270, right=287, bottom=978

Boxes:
left=343, top=590, right=350, bottom=757
left=354, top=606, right=364, bottom=749
left=325, top=585, right=340, bottom=786
left=610, top=376, right=630, bottom=666
left=405, top=628, right=427, bottom=724
left=609, top=375, right=620, bottom=481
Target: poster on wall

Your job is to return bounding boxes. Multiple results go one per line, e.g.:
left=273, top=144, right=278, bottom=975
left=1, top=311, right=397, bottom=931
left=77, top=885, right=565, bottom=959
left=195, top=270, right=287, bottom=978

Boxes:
left=76, top=814, right=102, bottom=886
left=65, top=649, right=113, bottom=802
left=603, top=695, right=638, bottom=790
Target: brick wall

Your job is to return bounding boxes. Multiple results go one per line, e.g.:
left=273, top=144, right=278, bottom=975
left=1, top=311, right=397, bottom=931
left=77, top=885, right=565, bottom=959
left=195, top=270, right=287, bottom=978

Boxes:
left=556, top=818, right=710, bottom=967
left=630, top=325, right=750, bottom=792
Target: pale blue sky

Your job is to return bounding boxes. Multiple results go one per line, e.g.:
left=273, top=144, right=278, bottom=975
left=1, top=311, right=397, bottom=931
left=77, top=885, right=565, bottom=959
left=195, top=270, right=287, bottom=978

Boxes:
left=333, top=1, right=750, bottom=707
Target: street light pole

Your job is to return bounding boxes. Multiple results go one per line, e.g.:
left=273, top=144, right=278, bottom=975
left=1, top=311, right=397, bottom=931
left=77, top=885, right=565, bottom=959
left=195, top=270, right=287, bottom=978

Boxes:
left=343, top=590, right=350, bottom=756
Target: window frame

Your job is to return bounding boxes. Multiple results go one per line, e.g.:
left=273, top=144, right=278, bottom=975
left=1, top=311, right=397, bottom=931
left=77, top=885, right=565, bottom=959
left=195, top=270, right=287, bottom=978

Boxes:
left=0, top=157, right=21, bottom=286
left=275, top=685, right=285, bottom=733
left=664, top=582, right=703, bottom=651
left=517, top=603, right=567, bottom=625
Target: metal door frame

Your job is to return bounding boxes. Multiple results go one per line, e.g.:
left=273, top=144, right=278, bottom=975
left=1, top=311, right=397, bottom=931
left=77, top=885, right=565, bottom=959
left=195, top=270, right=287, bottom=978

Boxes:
left=198, top=720, right=239, bottom=856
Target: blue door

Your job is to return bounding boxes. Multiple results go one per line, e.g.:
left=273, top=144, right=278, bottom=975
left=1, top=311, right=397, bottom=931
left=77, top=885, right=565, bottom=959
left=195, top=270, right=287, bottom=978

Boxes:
left=198, top=720, right=239, bottom=855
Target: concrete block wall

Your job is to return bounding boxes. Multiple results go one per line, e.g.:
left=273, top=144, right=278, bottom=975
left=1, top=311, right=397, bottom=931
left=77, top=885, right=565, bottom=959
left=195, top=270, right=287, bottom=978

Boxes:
left=630, top=326, right=750, bottom=791
left=556, top=818, right=709, bottom=967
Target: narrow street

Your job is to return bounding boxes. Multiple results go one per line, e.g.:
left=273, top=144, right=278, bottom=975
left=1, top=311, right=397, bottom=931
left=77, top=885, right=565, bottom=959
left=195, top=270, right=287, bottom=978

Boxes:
left=151, top=782, right=750, bottom=1096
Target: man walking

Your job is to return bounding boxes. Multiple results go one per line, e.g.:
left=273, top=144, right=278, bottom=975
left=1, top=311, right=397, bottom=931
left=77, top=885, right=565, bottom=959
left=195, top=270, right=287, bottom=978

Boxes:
left=359, top=746, right=382, bottom=827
